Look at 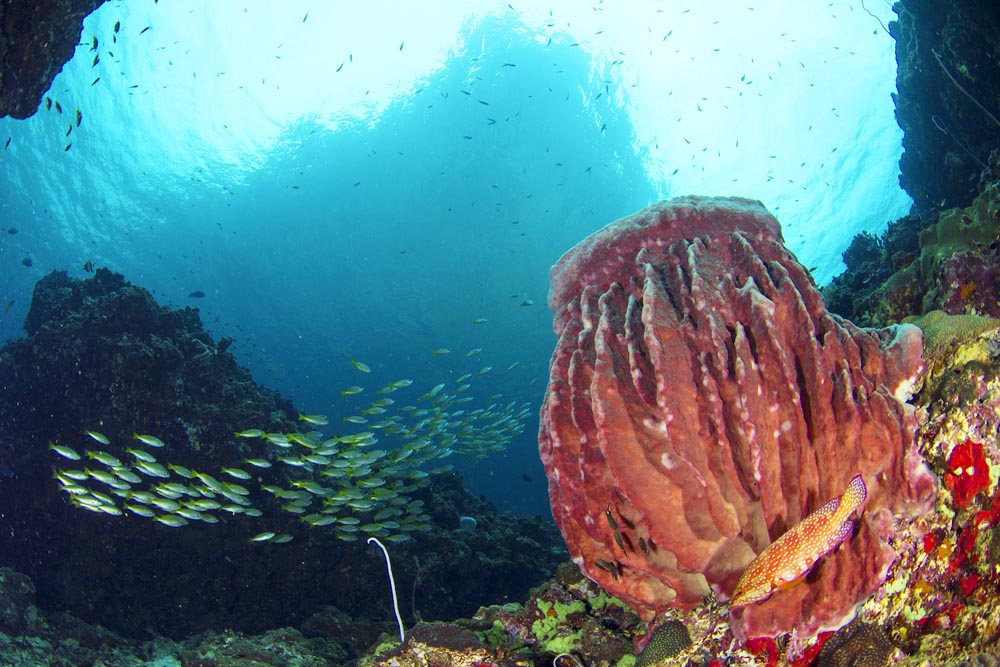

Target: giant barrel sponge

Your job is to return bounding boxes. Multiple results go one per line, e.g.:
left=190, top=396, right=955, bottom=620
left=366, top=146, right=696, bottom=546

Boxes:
left=539, top=196, right=936, bottom=639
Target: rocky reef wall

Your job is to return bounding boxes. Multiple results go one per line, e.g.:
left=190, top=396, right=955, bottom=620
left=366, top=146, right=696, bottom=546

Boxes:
left=0, top=269, right=564, bottom=645
left=893, top=0, right=1000, bottom=217
left=0, top=0, right=104, bottom=119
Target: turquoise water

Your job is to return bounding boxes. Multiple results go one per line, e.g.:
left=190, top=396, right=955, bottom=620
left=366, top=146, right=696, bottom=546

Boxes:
left=0, top=1, right=906, bottom=514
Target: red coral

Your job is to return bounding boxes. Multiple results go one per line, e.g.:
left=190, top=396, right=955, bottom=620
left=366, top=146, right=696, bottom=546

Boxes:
left=943, top=439, right=991, bottom=508
left=745, top=636, right=779, bottom=666
left=916, top=601, right=965, bottom=631
left=959, top=573, right=981, bottom=596
left=948, top=524, right=980, bottom=574
left=538, top=197, right=936, bottom=640
left=789, top=631, right=834, bottom=666
left=974, top=489, right=1000, bottom=528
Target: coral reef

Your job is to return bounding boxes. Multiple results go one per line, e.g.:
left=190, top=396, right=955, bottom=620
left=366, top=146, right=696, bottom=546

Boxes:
left=354, top=620, right=530, bottom=667
left=634, top=620, right=691, bottom=666
left=916, top=178, right=1000, bottom=320
left=815, top=620, right=895, bottom=667
left=807, top=314, right=1000, bottom=666
left=0, top=569, right=348, bottom=667
left=892, top=0, right=1000, bottom=217
left=825, top=162, right=1000, bottom=328
left=0, top=269, right=564, bottom=646
left=956, top=654, right=1000, bottom=667
left=527, top=193, right=998, bottom=664
left=179, top=628, right=347, bottom=667
left=904, top=310, right=1000, bottom=378
left=0, top=0, right=104, bottom=119
left=539, top=196, right=935, bottom=640
left=822, top=215, right=926, bottom=325
left=462, top=561, right=642, bottom=666
left=0, top=568, right=39, bottom=636
left=871, top=321, right=1000, bottom=664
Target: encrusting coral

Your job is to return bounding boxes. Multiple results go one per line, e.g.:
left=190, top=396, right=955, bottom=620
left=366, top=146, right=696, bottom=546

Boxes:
left=634, top=620, right=691, bottom=666
left=815, top=619, right=895, bottom=667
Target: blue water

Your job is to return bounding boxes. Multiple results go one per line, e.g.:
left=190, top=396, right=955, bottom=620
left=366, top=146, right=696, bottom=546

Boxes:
left=0, top=1, right=907, bottom=515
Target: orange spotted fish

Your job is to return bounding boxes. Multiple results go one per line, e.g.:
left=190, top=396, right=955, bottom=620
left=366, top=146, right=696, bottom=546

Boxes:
left=730, top=474, right=868, bottom=609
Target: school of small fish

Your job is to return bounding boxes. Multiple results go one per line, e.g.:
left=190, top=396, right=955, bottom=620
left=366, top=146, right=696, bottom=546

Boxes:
left=50, top=368, right=530, bottom=544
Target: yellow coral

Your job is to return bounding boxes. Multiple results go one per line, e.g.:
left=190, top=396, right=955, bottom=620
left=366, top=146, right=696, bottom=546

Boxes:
left=904, top=309, right=1000, bottom=377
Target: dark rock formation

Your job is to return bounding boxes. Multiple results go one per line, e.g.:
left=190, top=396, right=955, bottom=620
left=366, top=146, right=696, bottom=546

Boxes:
left=7, top=269, right=296, bottom=453
left=892, top=0, right=1000, bottom=218
left=0, top=269, right=564, bottom=645
left=0, top=0, right=104, bottom=119
left=822, top=214, right=927, bottom=325
left=0, top=567, right=39, bottom=636
left=0, top=567, right=347, bottom=667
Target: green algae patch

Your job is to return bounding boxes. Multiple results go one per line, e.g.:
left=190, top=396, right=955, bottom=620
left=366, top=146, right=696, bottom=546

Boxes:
left=585, top=587, right=629, bottom=612
left=530, top=598, right=587, bottom=653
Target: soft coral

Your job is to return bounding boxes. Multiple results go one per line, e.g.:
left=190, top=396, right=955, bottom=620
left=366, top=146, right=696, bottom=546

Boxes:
left=943, top=439, right=991, bottom=508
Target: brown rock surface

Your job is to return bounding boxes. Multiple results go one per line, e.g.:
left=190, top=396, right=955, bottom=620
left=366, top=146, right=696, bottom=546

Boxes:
left=0, top=0, right=103, bottom=119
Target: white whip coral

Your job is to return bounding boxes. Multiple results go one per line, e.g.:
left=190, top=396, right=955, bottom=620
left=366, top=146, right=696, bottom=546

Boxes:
left=368, top=536, right=405, bottom=643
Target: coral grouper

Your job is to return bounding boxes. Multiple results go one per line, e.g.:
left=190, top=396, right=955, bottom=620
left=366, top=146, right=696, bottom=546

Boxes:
left=730, top=474, right=868, bottom=608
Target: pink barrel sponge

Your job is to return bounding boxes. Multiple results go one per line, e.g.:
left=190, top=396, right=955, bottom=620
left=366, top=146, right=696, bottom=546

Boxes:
left=539, top=196, right=935, bottom=639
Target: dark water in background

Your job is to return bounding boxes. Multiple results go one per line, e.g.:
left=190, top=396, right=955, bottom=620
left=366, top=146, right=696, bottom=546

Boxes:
left=0, top=2, right=907, bottom=516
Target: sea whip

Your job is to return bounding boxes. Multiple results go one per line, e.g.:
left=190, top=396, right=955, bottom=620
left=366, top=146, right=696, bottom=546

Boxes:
left=368, top=537, right=405, bottom=642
